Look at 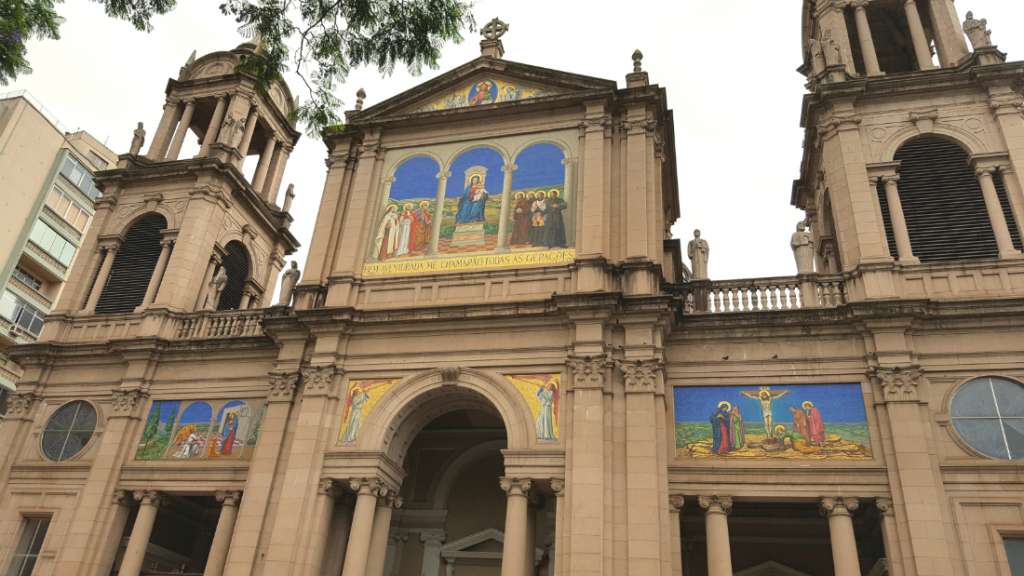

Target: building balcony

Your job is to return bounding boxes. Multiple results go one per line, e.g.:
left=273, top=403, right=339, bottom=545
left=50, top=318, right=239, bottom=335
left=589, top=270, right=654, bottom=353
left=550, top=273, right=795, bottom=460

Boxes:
left=40, top=308, right=268, bottom=344
left=682, top=275, right=848, bottom=314
left=22, top=240, right=69, bottom=280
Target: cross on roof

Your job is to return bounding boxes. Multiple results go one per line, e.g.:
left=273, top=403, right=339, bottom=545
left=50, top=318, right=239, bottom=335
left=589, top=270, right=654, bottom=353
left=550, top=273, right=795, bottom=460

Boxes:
left=482, top=18, right=509, bottom=41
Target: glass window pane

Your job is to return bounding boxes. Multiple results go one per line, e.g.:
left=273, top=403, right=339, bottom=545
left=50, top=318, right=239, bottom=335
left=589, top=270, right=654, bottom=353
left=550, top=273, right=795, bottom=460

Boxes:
left=994, top=379, right=1024, bottom=418
left=60, top=432, right=90, bottom=461
left=1006, top=538, right=1024, bottom=576
left=1004, top=420, right=1024, bottom=460
left=71, top=404, right=96, bottom=431
left=953, top=418, right=1009, bottom=459
left=14, top=557, right=36, bottom=576
left=27, top=518, right=49, bottom=554
left=41, top=431, right=66, bottom=461
left=952, top=379, right=998, bottom=417
left=46, top=404, right=77, bottom=431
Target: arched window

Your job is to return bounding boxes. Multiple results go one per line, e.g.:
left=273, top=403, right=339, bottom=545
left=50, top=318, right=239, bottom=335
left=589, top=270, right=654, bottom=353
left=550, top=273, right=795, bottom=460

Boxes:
left=883, top=137, right=1023, bottom=262
left=95, top=213, right=167, bottom=314
left=217, top=241, right=250, bottom=311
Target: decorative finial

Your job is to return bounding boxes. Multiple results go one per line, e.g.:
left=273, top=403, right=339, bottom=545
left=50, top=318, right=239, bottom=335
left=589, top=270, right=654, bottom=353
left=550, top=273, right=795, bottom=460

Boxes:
left=355, top=88, right=366, bottom=111
left=632, top=49, right=643, bottom=73
left=482, top=18, right=509, bottom=41
left=480, top=17, right=508, bottom=58
left=186, top=50, right=196, bottom=66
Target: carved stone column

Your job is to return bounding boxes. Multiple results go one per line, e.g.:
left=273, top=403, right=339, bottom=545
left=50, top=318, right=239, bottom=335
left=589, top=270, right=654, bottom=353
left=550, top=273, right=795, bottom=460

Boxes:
left=223, top=371, right=298, bottom=576
left=429, top=171, right=451, bottom=255
left=821, top=497, right=861, bottom=576
left=305, top=480, right=337, bottom=576
left=341, top=478, right=382, bottom=576
left=668, top=495, right=684, bottom=576
left=95, top=490, right=133, bottom=576
left=420, top=529, right=446, bottom=576
left=140, top=238, right=174, bottom=310
left=252, top=137, right=278, bottom=192
left=496, top=163, right=516, bottom=250
left=83, top=243, right=119, bottom=313
left=976, top=167, right=1020, bottom=258
left=237, top=106, right=259, bottom=156
left=366, top=493, right=402, bottom=576
left=698, top=496, right=733, bottom=576
left=166, top=99, right=196, bottom=160
left=876, top=175, right=918, bottom=263
left=876, top=498, right=905, bottom=576
left=148, top=99, right=181, bottom=159
left=550, top=478, right=565, bottom=576
left=118, top=491, right=162, bottom=576
left=851, top=1, right=882, bottom=76
left=1000, top=165, right=1024, bottom=242
left=200, top=95, right=229, bottom=156
left=500, top=478, right=532, bottom=576
left=204, top=491, right=241, bottom=576
left=903, top=0, right=935, bottom=70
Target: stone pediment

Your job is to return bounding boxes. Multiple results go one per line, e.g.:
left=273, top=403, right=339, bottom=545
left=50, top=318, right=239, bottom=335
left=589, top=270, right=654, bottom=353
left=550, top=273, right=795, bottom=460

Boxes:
left=350, top=57, right=617, bottom=122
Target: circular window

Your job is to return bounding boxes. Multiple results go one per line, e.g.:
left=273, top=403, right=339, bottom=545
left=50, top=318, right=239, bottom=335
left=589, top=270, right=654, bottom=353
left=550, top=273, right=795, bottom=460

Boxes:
left=41, top=401, right=97, bottom=462
left=951, top=377, right=1024, bottom=460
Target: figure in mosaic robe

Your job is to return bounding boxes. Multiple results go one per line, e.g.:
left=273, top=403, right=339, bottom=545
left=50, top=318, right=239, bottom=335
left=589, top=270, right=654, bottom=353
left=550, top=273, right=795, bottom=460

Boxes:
left=710, top=402, right=732, bottom=454
left=543, top=190, right=568, bottom=248
left=741, top=387, right=790, bottom=438
left=535, top=382, right=558, bottom=441
left=789, top=406, right=810, bottom=440
left=511, top=192, right=532, bottom=245
left=729, top=405, right=745, bottom=451
left=413, top=201, right=433, bottom=251
left=221, top=413, right=238, bottom=455
left=803, top=401, right=826, bottom=446
left=530, top=191, right=547, bottom=246
left=456, top=175, right=488, bottom=224
left=374, top=205, right=400, bottom=260
left=341, top=387, right=370, bottom=443
left=396, top=204, right=416, bottom=256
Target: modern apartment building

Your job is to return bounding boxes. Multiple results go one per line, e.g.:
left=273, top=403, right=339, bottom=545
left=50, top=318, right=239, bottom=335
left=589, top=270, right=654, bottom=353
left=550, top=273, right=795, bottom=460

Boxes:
left=0, top=92, right=116, bottom=408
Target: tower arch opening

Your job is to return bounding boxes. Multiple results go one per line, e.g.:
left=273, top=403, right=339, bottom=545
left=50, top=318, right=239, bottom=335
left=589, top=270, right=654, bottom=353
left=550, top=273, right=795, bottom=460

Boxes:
left=94, top=212, right=167, bottom=314
left=216, top=240, right=250, bottom=310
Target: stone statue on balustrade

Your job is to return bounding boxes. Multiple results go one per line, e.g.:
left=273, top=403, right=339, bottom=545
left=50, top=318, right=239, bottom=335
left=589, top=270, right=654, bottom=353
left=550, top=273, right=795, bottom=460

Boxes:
left=688, top=229, right=709, bottom=280
left=278, top=261, right=301, bottom=307
left=964, top=12, right=993, bottom=50
left=791, top=221, right=815, bottom=275
left=129, top=122, right=146, bottom=155
left=207, top=267, right=228, bottom=311
left=822, top=30, right=843, bottom=68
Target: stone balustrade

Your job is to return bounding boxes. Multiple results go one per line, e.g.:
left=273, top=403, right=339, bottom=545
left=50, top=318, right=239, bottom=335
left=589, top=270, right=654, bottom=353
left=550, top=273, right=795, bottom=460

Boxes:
left=42, top=308, right=267, bottom=343
left=685, top=275, right=847, bottom=314
left=174, top=309, right=264, bottom=339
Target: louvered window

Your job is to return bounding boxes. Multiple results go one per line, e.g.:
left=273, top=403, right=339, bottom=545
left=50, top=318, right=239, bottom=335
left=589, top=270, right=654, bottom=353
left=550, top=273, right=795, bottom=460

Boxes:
left=94, top=214, right=167, bottom=314
left=217, top=241, right=250, bottom=311
left=881, top=137, right=1024, bottom=263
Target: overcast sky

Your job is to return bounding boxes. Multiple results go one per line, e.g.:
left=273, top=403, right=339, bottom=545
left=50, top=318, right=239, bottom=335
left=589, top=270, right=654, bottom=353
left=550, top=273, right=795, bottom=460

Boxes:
left=10, top=0, right=1024, bottom=281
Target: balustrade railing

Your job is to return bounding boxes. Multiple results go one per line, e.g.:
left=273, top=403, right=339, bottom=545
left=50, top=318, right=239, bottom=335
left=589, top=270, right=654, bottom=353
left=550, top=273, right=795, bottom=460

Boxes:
left=684, top=275, right=847, bottom=314
left=174, top=309, right=265, bottom=340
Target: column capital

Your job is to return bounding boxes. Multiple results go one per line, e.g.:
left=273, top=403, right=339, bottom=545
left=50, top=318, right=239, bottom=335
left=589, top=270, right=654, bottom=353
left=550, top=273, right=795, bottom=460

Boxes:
left=561, top=157, right=577, bottom=167
left=567, top=355, right=612, bottom=390
left=821, top=497, right=860, bottom=517
left=420, top=529, right=447, bottom=545
left=868, top=365, right=926, bottom=403
left=381, top=494, right=403, bottom=509
left=879, top=174, right=900, bottom=185
left=617, top=359, right=664, bottom=394
left=301, top=365, right=339, bottom=396
left=499, top=477, right=532, bottom=497
left=133, top=490, right=162, bottom=507
left=436, top=170, right=452, bottom=180
left=698, top=495, right=733, bottom=515
left=317, top=478, right=337, bottom=497
left=98, top=237, right=122, bottom=252
left=502, top=162, right=517, bottom=173
left=849, top=0, right=871, bottom=9
left=669, top=494, right=686, bottom=513
left=111, top=388, right=148, bottom=417
left=215, top=490, right=242, bottom=507
left=550, top=478, right=565, bottom=495
left=876, top=497, right=894, bottom=516
left=349, top=477, right=383, bottom=496
left=112, top=489, right=132, bottom=507
left=4, top=392, right=41, bottom=419
left=267, top=371, right=299, bottom=402
left=976, top=166, right=997, bottom=177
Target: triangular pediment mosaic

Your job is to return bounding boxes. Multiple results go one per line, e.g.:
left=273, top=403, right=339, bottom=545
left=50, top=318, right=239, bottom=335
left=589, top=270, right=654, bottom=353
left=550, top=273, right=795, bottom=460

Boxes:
left=352, top=58, right=617, bottom=121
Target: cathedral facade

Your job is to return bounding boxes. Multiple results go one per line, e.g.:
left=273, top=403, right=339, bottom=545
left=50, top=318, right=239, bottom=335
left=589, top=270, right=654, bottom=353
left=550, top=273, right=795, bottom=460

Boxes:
left=3, top=1, right=1024, bottom=575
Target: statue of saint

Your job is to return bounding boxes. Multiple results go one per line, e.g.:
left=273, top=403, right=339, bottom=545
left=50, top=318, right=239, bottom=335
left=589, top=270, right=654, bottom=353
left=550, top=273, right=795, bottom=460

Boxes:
left=283, top=184, right=296, bottom=212
left=809, top=37, right=827, bottom=77
left=207, top=267, right=228, bottom=311
left=791, top=221, right=815, bottom=275
left=688, top=229, right=710, bottom=280
left=278, top=261, right=301, bottom=306
left=129, top=122, right=146, bottom=155
left=963, top=12, right=993, bottom=50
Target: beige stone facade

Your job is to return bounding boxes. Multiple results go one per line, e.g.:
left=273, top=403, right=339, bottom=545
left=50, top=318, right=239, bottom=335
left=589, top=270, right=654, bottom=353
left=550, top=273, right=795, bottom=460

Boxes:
left=3, top=4, right=1024, bottom=575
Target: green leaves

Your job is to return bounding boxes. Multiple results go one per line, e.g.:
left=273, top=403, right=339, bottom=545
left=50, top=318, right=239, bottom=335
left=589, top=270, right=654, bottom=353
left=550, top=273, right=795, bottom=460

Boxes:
left=0, top=0, right=63, bottom=85
left=1, top=0, right=474, bottom=134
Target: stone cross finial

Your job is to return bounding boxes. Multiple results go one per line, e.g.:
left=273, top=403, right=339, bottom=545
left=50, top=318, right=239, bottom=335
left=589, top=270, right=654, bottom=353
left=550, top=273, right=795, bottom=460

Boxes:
left=482, top=18, right=509, bottom=41
left=355, top=88, right=366, bottom=111
left=632, top=49, right=644, bottom=73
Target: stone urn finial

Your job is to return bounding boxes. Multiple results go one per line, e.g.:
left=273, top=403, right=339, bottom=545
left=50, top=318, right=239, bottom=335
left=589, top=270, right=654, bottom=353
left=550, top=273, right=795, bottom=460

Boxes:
left=355, top=88, right=366, bottom=111
left=632, top=49, right=644, bottom=73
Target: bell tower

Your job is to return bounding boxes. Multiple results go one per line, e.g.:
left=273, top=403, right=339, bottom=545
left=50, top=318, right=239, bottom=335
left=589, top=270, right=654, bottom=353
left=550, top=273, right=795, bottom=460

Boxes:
left=794, top=0, right=1024, bottom=301
left=45, top=40, right=300, bottom=338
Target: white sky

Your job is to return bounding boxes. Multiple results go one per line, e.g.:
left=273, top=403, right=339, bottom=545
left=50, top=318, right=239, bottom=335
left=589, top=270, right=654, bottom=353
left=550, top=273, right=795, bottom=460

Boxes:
left=11, top=0, right=1024, bottom=281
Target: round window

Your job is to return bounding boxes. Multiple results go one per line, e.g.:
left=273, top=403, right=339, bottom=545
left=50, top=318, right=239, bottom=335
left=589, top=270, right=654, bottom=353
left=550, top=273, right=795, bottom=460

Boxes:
left=951, top=377, right=1024, bottom=460
left=41, top=401, right=97, bottom=462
